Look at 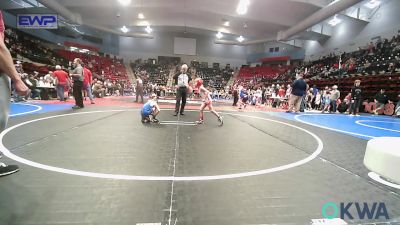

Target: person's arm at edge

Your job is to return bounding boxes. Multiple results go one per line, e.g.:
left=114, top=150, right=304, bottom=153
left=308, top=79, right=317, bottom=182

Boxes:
left=0, top=38, right=28, bottom=95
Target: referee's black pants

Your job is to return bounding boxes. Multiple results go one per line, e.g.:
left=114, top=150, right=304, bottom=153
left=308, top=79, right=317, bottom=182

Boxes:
left=175, top=86, right=187, bottom=114
left=73, top=80, right=84, bottom=108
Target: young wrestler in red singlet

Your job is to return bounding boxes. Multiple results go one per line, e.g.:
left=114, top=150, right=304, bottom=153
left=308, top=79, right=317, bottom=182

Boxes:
left=195, top=78, right=223, bottom=125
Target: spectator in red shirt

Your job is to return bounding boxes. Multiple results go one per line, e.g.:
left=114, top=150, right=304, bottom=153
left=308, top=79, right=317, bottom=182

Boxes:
left=83, top=65, right=95, bottom=104
left=53, top=65, right=69, bottom=101
left=278, top=86, right=286, bottom=98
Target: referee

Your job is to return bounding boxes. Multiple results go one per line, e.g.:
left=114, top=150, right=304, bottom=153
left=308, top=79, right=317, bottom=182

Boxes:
left=70, top=58, right=84, bottom=109
left=174, top=64, right=190, bottom=116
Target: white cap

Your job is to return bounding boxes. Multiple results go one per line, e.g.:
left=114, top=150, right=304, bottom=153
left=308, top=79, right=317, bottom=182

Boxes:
left=55, top=65, right=61, bottom=70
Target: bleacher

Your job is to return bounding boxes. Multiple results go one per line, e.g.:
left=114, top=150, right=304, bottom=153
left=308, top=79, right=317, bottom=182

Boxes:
left=57, top=50, right=129, bottom=82
left=196, top=67, right=234, bottom=90
left=131, top=63, right=170, bottom=86
left=235, top=35, right=400, bottom=101
left=237, top=65, right=291, bottom=80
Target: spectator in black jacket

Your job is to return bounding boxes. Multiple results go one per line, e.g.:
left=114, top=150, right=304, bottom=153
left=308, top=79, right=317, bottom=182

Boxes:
left=24, top=74, right=41, bottom=99
left=374, top=89, right=391, bottom=115
left=232, top=85, right=239, bottom=106
left=286, top=73, right=307, bottom=113
left=349, top=79, right=362, bottom=116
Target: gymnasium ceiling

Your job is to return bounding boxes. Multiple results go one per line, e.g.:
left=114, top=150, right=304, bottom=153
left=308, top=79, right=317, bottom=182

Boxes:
left=2, top=0, right=380, bottom=42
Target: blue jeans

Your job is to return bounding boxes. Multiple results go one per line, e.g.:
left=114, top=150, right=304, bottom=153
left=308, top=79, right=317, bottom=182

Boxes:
left=85, top=84, right=94, bottom=101
left=331, top=100, right=337, bottom=112
left=56, top=85, right=65, bottom=101
left=300, top=96, right=306, bottom=112
left=0, top=74, right=10, bottom=132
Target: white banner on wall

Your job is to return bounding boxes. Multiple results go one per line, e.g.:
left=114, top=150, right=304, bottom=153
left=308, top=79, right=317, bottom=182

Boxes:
left=174, top=37, right=196, bottom=55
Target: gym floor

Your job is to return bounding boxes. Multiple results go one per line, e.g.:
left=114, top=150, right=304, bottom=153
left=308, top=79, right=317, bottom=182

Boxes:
left=1, top=97, right=400, bottom=225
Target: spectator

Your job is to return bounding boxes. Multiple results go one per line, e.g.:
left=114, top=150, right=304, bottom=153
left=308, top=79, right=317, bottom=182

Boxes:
left=393, top=93, right=400, bottom=117
left=83, top=65, right=95, bottom=104
left=37, top=76, right=45, bottom=87
left=93, top=81, right=105, bottom=98
left=135, top=75, right=144, bottom=103
left=261, top=85, right=266, bottom=104
left=349, top=80, right=362, bottom=116
left=24, top=74, right=40, bottom=99
left=321, top=91, right=331, bottom=113
left=53, top=65, right=69, bottom=101
left=373, top=89, right=390, bottom=115
left=311, top=85, right=318, bottom=108
left=44, top=71, right=54, bottom=85
left=306, top=89, right=313, bottom=110
left=315, top=91, right=322, bottom=110
left=338, top=98, right=349, bottom=113
left=232, top=85, right=239, bottom=106
left=285, top=84, right=291, bottom=98
left=330, top=85, right=340, bottom=113
left=286, top=73, right=307, bottom=113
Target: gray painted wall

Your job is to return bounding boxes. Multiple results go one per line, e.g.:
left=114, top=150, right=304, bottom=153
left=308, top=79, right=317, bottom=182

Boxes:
left=246, top=41, right=305, bottom=63
left=304, top=0, right=400, bottom=60
left=119, top=32, right=247, bottom=68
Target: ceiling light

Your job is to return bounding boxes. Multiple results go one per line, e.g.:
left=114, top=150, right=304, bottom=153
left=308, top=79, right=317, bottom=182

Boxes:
left=328, top=14, right=342, bottom=26
left=145, top=25, right=153, bottom=33
left=216, top=32, right=223, bottom=39
left=219, top=28, right=230, bottom=33
left=72, top=27, right=84, bottom=35
left=223, top=21, right=230, bottom=27
left=118, top=0, right=131, bottom=6
left=328, top=0, right=340, bottom=6
left=236, top=0, right=250, bottom=15
left=137, top=21, right=150, bottom=26
left=120, top=25, right=129, bottom=33
left=237, top=35, right=244, bottom=43
left=138, top=13, right=145, bottom=19
left=364, top=0, right=380, bottom=9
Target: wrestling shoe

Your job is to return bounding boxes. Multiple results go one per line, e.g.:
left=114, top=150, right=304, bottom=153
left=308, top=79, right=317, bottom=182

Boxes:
left=151, top=118, right=160, bottom=123
left=195, top=120, right=204, bottom=125
left=0, top=163, right=19, bottom=177
left=141, top=118, right=150, bottom=123
left=218, top=116, right=224, bottom=126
